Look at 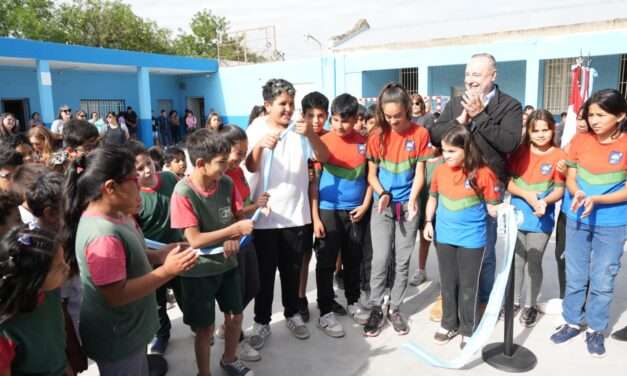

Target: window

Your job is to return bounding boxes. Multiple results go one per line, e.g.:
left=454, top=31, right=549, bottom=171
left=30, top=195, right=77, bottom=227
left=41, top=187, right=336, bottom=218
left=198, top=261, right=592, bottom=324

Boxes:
left=543, top=58, right=576, bottom=114
left=400, top=67, right=419, bottom=95
left=619, top=54, right=627, bottom=101
left=80, top=99, right=126, bottom=118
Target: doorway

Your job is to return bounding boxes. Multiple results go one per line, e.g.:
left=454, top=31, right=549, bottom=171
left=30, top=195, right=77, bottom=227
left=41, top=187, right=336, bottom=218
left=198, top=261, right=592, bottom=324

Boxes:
left=1, top=98, right=30, bottom=132
left=186, top=97, right=205, bottom=127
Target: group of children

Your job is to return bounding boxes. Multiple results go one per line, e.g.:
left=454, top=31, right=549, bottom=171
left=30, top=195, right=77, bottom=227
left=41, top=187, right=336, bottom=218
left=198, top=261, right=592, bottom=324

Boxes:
left=0, top=78, right=626, bottom=376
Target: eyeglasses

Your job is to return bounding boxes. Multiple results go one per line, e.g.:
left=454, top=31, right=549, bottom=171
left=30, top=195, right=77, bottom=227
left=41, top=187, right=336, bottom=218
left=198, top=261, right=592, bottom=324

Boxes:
left=62, top=109, right=71, bottom=114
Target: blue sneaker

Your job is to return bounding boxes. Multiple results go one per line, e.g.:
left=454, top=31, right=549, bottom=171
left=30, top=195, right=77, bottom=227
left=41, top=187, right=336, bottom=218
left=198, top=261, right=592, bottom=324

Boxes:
left=550, top=324, right=581, bottom=344
left=585, top=331, right=606, bottom=358
left=149, top=336, right=169, bottom=355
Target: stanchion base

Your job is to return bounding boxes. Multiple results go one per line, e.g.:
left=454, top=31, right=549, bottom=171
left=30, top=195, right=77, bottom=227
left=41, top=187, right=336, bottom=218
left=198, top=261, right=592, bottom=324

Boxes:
left=482, top=342, right=537, bottom=373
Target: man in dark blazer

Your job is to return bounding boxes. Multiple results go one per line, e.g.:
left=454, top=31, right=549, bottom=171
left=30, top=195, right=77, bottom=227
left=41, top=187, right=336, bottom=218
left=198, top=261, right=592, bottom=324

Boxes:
left=429, top=53, right=523, bottom=309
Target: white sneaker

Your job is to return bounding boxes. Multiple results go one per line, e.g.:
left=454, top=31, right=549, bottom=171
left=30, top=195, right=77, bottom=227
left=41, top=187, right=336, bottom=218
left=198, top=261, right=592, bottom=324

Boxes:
left=286, top=314, right=310, bottom=339
left=239, top=340, right=261, bottom=362
left=347, top=303, right=371, bottom=325
left=215, top=324, right=225, bottom=339
left=246, top=322, right=271, bottom=350
left=409, top=269, right=427, bottom=286
left=317, top=312, right=345, bottom=338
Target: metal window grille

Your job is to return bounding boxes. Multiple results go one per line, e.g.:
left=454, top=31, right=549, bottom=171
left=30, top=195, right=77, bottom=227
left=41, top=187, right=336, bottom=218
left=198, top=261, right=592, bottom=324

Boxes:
left=619, top=55, right=627, bottom=101
left=543, top=58, right=576, bottom=114
left=400, top=67, right=419, bottom=94
left=79, top=99, right=126, bottom=118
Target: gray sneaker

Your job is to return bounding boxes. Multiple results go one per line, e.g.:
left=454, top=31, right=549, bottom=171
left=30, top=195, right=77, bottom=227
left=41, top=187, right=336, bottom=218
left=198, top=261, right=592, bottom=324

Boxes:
left=318, top=312, right=345, bottom=338
left=220, top=357, right=254, bottom=376
left=286, top=313, right=310, bottom=339
left=347, top=303, right=370, bottom=325
left=246, top=322, right=270, bottom=350
left=409, top=269, right=427, bottom=286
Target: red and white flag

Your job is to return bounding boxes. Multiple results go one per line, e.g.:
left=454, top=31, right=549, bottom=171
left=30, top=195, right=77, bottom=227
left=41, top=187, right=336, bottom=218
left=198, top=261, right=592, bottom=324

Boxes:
left=561, top=63, right=597, bottom=147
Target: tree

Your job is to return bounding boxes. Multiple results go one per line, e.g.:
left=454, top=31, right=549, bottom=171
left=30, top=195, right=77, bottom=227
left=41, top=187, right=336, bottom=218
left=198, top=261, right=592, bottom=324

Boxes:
left=0, top=0, right=272, bottom=62
left=55, top=0, right=173, bottom=54
left=173, top=10, right=266, bottom=62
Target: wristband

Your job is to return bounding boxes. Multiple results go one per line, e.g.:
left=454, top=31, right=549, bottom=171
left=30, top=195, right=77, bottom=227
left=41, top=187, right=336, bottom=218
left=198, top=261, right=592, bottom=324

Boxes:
left=380, top=191, right=393, bottom=200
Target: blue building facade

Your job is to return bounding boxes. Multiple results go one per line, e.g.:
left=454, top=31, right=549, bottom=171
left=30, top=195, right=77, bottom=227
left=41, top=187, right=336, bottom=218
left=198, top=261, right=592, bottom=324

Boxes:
left=2, top=23, right=627, bottom=138
left=0, top=38, right=217, bottom=145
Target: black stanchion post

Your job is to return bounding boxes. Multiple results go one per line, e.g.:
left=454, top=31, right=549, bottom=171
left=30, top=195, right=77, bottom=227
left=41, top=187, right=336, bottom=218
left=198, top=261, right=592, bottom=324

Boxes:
left=482, top=255, right=538, bottom=372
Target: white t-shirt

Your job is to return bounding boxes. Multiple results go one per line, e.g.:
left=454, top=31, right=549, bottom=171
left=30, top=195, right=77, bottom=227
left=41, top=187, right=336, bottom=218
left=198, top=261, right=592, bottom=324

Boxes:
left=50, top=119, right=64, bottom=135
left=245, top=116, right=312, bottom=229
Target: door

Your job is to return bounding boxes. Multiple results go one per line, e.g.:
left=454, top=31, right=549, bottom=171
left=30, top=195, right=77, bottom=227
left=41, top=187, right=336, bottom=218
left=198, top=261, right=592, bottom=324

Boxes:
left=1, top=98, right=29, bottom=132
left=186, top=97, right=204, bottom=127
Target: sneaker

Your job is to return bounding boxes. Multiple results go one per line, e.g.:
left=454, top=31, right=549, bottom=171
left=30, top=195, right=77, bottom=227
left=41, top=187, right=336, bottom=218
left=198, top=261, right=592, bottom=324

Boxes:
left=298, top=297, right=310, bottom=322
left=332, top=300, right=347, bottom=316
left=389, top=310, right=409, bottom=335
left=317, top=312, right=345, bottom=338
left=433, top=327, right=458, bottom=344
left=520, top=306, right=539, bottom=328
left=166, top=289, right=177, bottom=310
left=585, top=331, right=606, bottom=358
left=409, top=269, right=427, bottom=286
left=220, top=357, right=254, bottom=376
left=335, top=270, right=345, bottom=290
left=363, top=307, right=385, bottom=337
left=215, top=324, right=225, bottom=339
left=499, top=304, right=521, bottom=321
left=611, top=325, right=627, bottom=341
left=246, top=323, right=271, bottom=350
left=347, top=303, right=370, bottom=325
left=239, top=340, right=261, bottom=362
left=430, top=295, right=443, bottom=322
left=148, top=336, right=169, bottom=355
left=286, top=314, right=310, bottom=339
left=550, top=324, right=581, bottom=344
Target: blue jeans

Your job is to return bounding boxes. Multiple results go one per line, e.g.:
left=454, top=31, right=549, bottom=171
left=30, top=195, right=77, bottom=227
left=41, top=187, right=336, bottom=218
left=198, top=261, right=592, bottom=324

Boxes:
left=562, top=218, right=627, bottom=332
left=478, top=215, right=497, bottom=304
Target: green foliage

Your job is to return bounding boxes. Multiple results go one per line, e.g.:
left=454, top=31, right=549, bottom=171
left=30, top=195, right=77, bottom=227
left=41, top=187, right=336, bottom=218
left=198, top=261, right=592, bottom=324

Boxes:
left=0, top=0, right=270, bottom=62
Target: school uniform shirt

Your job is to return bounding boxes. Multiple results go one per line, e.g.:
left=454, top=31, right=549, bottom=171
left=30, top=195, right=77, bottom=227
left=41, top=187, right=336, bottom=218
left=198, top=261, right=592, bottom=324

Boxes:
left=366, top=123, right=432, bottom=203
left=430, top=164, right=501, bottom=249
left=226, top=166, right=251, bottom=204
left=244, top=115, right=313, bottom=229
left=508, top=145, right=566, bottom=233
left=75, top=212, right=158, bottom=362
left=319, top=130, right=368, bottom=210
left=170, top=176, right=243, bottom=277
left=565, top=132, right=627, bottom=226
left=138, top=171, right=182, bottom=244
left=0, top=290, right=66, bottom=376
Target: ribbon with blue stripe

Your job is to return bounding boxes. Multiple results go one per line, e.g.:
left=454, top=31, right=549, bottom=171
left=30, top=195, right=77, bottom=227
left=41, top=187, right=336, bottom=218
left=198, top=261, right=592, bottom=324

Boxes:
left=402, top=205, right=520, bottom=369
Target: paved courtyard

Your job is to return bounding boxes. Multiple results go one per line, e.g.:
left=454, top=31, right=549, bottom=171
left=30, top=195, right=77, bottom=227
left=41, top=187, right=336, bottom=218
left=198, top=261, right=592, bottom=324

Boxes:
left=84, top=234, right=627, bottom=375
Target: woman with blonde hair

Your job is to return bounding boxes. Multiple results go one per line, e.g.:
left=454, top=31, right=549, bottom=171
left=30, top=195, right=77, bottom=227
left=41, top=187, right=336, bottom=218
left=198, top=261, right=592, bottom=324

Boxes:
left=28, top=125, right=56, bottom=164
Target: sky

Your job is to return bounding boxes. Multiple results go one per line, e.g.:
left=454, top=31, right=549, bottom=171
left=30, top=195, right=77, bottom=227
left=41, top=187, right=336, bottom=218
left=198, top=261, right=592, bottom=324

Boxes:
left=117, top=0, right=627, bottom=60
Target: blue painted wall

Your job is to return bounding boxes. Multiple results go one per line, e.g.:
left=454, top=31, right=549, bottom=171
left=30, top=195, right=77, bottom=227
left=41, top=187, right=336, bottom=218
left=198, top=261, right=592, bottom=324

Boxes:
left=0, top=67, right=41, bottom=115
left=428, top=64, right=464, bottom=97
left=361, top=69, right=399, bottom=97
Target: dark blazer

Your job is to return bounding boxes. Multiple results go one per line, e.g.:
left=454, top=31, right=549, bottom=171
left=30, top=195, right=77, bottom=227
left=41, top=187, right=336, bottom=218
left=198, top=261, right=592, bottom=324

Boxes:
left=429, top=85, right=522, bottom=183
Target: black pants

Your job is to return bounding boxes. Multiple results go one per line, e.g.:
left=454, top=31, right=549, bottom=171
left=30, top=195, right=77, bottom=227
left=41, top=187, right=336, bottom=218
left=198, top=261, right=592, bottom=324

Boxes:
left=436, top=243, right=483, bottom=336
left=554, top=211, right=567, bottom=299
left=253, top=225, right=312, bottom=324
left=316, top=209, right=364, bottom=315
left=237, top=242, right=260, bottom=309
left=155, top=277, right=181, bottom=339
